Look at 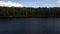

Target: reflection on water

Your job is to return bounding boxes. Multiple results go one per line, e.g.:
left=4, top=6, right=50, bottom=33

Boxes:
left=0, top=18, right=60, bottom=34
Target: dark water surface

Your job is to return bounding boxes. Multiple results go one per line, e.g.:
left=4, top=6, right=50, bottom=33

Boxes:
left=0, top=18, right=60, bottom=34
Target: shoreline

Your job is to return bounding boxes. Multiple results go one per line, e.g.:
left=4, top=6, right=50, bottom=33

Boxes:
left=0, top=16, right=59, bottom=19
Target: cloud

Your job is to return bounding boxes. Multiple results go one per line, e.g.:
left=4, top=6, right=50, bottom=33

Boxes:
left=57, top=0, right=60, bottom=3
left=0, top=1, right=24, bottom=7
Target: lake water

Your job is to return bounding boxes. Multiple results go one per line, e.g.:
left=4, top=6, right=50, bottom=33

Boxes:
left=0, top=18, right=60, bottom=34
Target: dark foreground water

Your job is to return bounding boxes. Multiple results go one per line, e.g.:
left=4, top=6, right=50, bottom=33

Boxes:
left=0, top=18, right=60, bottom=34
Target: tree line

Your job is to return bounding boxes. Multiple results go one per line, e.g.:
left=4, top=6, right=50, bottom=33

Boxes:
left=0, top=6, right=60, bottom=18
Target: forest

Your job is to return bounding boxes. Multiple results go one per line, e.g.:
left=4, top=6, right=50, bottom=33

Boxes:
left=0, top=6, right=60, bottom=18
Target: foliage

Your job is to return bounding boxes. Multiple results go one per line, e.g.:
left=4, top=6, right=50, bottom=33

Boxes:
left=0, top=6, right=60, bottom=17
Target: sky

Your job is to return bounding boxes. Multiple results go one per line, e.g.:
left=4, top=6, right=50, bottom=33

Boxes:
left=0, top=0, right=60, bottom=7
